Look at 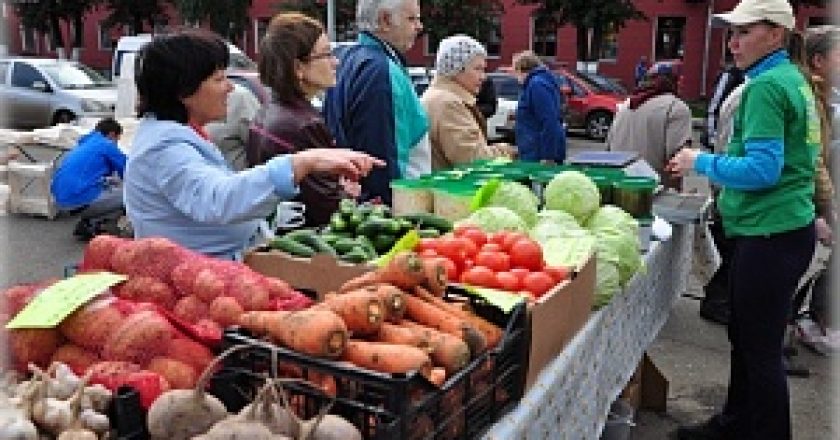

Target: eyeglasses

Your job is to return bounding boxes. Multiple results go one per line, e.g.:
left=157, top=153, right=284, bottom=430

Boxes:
left=303, top=51, right=335, bottom=62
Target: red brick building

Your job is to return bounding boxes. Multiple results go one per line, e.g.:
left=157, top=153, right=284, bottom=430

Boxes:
left=1, top=0, right=828, bottom=100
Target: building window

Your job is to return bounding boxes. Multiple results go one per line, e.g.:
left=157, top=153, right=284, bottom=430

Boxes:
left=254, top=18, right=270, bottom=52
left=19, top=26, right=37, bottom=53
left=98, top=24, right=114, bottom=50
left=596, top=23, right=618, bottom=60
left=655, top=17, right=685, bottom=60
left=532, top=15, right=556, bottom=58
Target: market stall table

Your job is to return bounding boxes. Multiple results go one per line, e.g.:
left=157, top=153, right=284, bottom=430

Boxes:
left=484, top=222, right=695, bottom=439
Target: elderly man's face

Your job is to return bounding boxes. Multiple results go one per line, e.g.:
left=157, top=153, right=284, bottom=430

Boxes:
left=377, top=0, right=423, bottom=53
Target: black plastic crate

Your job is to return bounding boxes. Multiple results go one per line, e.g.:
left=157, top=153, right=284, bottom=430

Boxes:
left=211, top=285, right=528, bottom=440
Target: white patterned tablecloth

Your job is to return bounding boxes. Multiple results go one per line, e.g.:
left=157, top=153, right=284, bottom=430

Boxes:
left=484, top=223, right=695, bottom=440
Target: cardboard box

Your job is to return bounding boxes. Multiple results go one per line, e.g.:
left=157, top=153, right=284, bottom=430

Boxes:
left=620, top=352, right=668, bottom=412
left=244, top=249, right=374, bottom=296
left=525, top=254, right=596, bottom=389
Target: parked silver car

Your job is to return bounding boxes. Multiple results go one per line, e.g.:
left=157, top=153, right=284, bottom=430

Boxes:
left=0, top=57, right=117, bottom=129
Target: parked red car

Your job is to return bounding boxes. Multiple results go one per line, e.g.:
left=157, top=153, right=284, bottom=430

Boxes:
left=489, top=68, right=627, bottom=141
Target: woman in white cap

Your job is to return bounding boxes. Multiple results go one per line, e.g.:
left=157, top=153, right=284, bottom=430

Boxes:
left=667, top=1, right=820, bottom=439
left=421, top=35, right=514, bottom=170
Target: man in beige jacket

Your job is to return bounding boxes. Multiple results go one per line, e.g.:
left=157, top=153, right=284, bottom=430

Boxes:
left=421, top=35, right=513, bottom=170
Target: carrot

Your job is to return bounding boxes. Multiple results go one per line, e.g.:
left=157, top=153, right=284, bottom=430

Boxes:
left=413, top=286, right=503, bottom=350
left=421, top=258, right=447, bottom=296
left=403, top=295, right=486, bottom=355
left=238, top=310, right=348, bottom=359
left=357, top=283, right=406, bottom=323
left=337, top=271, right=380, bottom=293
left=342, top=340, right=432, bottom=377
left=305, top=370, right=338, bottom=397
left=375, top=322, right=432, bottom=349
left=402, top=320, right=471, bottom=375
left=316, top=289, right=385, bottom=336
left=375, top=252, right=426, bottom=290
left=429, top=367, right=446, bottom=387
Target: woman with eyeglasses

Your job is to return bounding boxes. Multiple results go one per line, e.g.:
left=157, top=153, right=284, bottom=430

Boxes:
left=668, top=0, right=820, bottom=438
left=125, top=28, right=382, bottom=259
left=246, top=13, right=351, bottom=226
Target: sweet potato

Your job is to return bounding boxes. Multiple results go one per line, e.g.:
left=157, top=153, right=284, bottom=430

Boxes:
left=227, top=271, right=270, bottom=311
left=208, top=296, right=245, bottom=328
left=342, top=340, right=432, bottom=376
left=8, top=328, right=62, bottom=372
left=51, top=344, right=100, bottom=375
left=114, top=276, right=178, bottom=309
left=165, top=338, right=214, bottom=373
left=172, top=295, right=209, bottom=324
left=102, top=311, right=174, bottom=364
left=85, top=361, right=143, bottom=390
left=147, top=357, right=198, bottom=389
left=59, top=299, right=124, bottom=350
left=239, top=310, right=348, bottom=358
left=317, top=289, right=384, bottom=336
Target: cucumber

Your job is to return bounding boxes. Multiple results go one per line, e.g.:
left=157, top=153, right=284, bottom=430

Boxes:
left=399, top=213, right=453, bottom=233
left=372, top=234, right=397, bottom=254
left=295, top=234, right=337, bottom=256
left=339, top=199, right=357, bottom=215
left=417, top=228, right=441, bottom=238
left=321, top=233, right=341, bottom=246
left=396, top=218, right=414, bottom=232
left=329, top=213, right=348, bottom=232
left=370, top=204, right=391, bottom=218
left=269, top=237, right=315, bottom=258
left=348, top=212, right=366, bottom=230
left=355, top=236, right=378, bottom=259
left=357, top=218, right=401, bottom=237
left=341, top=247, right=369, bottom=264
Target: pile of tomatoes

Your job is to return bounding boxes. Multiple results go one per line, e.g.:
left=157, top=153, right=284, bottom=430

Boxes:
left=414, top=226, right=570, bottom=299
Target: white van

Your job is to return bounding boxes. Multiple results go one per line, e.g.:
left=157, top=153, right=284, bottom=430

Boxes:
left=111, top=34, right=256, bottom=80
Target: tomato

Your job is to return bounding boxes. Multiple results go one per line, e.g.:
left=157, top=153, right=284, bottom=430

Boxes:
left=522, top=272, right=556, bottom=297
left=474, top=251, right=510, bottom=273
left=481, top=243, right=503, bottom=253
left=416, top=238, right=439, bottom=253
left=419, top=249, right=438, bottom=258
left=455, top=237, right=479, bottom=258
left=461, top=228, right=487, bottom=247
left=489, top=231, right=510, bottom=246
left=509, top=268, right=530, bottom=281
left=454, top=225, right=479, bottom=237
left=509, top=239, right=544, bottom=271
left=460, top=266, right=497, bottom=288
left=437, top=237, right=464, bottom=263
left=501, top=232, right=529, bottom=252
left=495, top=272, right=521, bottom=291
left=543, top=266, right=571, bottom=283
left=436, top=257, right=459, bottom=282
left=461, top=259, right=475, bottom=273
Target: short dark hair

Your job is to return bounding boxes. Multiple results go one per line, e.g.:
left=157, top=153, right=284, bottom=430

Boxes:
left=94, top=117, right=122, bottom=137
left=258, top=13, right=324, bottom=104
left=135, top=29, right=229, bottom=123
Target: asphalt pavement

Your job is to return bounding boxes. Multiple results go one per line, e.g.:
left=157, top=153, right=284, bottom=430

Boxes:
left=0, top=132, right=835, bottom=439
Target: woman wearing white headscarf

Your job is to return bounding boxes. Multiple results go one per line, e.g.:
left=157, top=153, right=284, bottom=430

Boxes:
left=421, top=35, right=514, bottom=170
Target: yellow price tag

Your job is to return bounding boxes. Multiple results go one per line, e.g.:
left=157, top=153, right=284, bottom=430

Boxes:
left=6, top=272, right=127, bottom=329
left=374, top=230, right=420, bottom=268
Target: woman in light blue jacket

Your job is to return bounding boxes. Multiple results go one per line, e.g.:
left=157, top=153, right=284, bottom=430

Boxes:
left=512, top=50, right=566, bottom=162
left=125, top=29, right=381, bottom=259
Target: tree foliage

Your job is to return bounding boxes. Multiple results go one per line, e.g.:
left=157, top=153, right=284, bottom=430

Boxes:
left=174, top=0, right=254, bottom=44
left=517, top=0, right=645, bottom=60
left=100, top=0, right=172, bottom=34
left=13, top=0, right=97, bottom=53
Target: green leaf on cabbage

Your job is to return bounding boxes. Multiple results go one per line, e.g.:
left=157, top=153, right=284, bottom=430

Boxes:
left=541, top=230, right=596, bottom=271
left=586, top=205, right=640, bottom=238
left=456, top=206, right=527, bottom=233
left=594, top=259, right=621, bottom=309
left=543, top=171, right=600, bottom=224
left=486, top=181, right=539, bottom=227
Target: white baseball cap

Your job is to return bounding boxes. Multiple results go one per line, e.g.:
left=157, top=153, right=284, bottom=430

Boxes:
left=712, top=0, right=795, bottom=30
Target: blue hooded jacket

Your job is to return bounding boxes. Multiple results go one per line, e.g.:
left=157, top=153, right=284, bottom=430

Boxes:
left=323, top=32, right=428, bottom=204
left=515, top=67, right=566, bottom=162
left=51, top=130, right=126, bottom=208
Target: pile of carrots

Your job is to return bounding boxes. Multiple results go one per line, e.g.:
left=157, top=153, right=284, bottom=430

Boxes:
left=238, top=251, right=504, bottom=387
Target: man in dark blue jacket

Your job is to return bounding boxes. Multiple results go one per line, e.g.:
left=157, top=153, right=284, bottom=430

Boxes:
left=323, top=0, right=428, bottom=204
left=512, top=50, right=566, bottom=163
left=51, top=118, right=125, bottom=224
